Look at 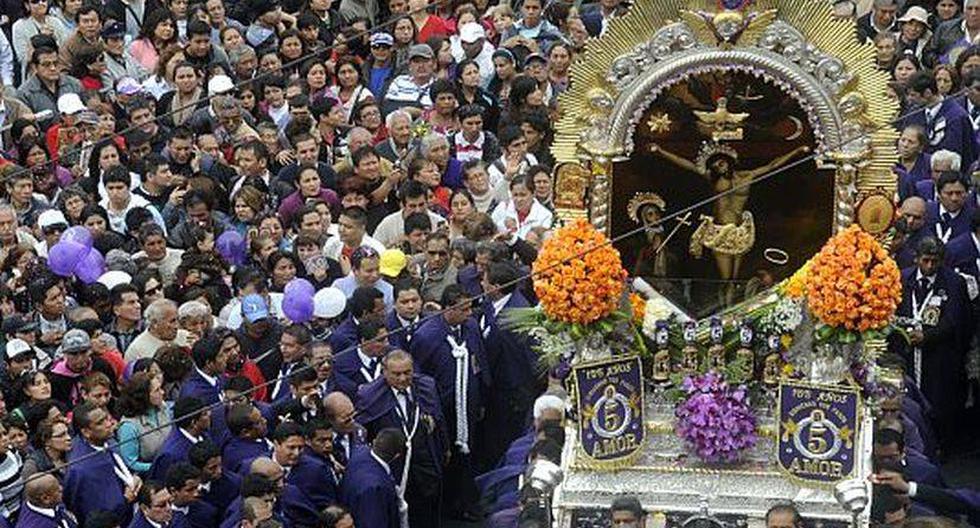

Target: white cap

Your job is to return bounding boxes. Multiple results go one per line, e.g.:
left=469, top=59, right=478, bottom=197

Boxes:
left=459, top=22, right=486, bottom=44
left=5, top=338, right=33, bottom=360
left=37, top=209, right=68, bottom=230
left=208, top=75, right=235, bottom=96
left=57, top=93, right=86, bottom=115
left=898, top=6, right=930, bottom=28
left=98, top=270, right=132, bottom=290
left=313, top=287, right=347, bottom=319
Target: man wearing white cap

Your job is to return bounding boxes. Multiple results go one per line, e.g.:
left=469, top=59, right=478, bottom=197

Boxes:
left=452, top=23, right=495, bottom=87
left=34, top=209, right=68, bottom=259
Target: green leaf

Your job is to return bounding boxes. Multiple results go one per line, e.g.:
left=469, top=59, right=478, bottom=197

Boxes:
left=815, top=324, right=834, bottom=341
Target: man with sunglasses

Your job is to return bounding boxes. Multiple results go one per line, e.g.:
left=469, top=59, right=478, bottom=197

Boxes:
left=419, top=231, right=456, bottom=304
left=16, top=46, right=81, bottom=130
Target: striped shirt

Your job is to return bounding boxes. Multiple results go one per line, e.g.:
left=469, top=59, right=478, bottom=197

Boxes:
left=0, top=450, right=23, bottom=518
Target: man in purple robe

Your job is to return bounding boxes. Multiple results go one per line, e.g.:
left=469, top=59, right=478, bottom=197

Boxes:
left=480, top=261, right=544, bottom=467
left=334, top=318, right=390, bottom=396
left=64, top=402, right=141, bottom=526
left=149, top=397, right=211, bottom=481
left=323, top=392, right=368, bottom=469
left=164, top=464, right=212, bottom=528
left=905, top=70, right=978, bottom=168
left=128, top=481, right=175, bottom=528
left=289, top=419, right=341, bottom=510
left=328, top=287, right=386, bottom=356
left=181, top=331, right=235, bottom=446
left=924, top=173, right=975, bottom=245
left=340, top=428, right=406, bottom=528
left=187, top=441, right=241, bottom=515
left=222, top=403, right=273, bottom=475
left=15, top=475, right=77, bottom=528
left=386, top=280, right=423, bottom=351
left=356, top=351, right=447, bottom=528
left=408, top=284, right=491, bottom=521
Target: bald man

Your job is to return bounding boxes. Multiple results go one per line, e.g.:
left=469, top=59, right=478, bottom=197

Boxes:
left=16, top=475, right=77, bottom=528
left=247, top=457, right=318, bottom=528
left=324, top=392, right=367, bottom=467
left=894, top=196, right=929, bottom=269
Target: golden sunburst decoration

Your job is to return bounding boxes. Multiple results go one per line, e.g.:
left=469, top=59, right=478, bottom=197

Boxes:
left=647, top=112, right=673, bottom=134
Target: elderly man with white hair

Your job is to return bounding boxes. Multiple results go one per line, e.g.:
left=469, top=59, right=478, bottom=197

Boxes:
left=376, top=110, right=413, bottom=163
left=125, top=299, right=193, bottom=361
left=178, top=300, right=214, bottom=344
left=917, top=149, right=962, bottom=201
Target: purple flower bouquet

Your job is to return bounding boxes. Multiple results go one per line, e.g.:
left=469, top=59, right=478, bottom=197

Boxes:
left=674, top=371, right=758, bottom=464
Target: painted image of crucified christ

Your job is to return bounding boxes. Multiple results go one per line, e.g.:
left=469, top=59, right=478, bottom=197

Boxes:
left=649, top=142, right=810, bottom=282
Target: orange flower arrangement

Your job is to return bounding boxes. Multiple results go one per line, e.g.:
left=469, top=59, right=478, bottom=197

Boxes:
left=629, top=292, right=646, bottom=323
left=533, top=219, right=628, bottom=325
left=805, top=225, right=901, bottom=332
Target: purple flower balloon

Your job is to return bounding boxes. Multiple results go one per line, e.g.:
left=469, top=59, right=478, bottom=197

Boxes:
left=74, top=249, right=105, bottom=284
left=284, top=278, right=315, bottom=299
left=60, top=226, right=93, bottom=252
left=282, top=290, right=315, bottom=323
left=216, top=231, right=246, bottom=266
left=48, top=241, right=89, bottom=277
left=675, top=370, right=757, bottom=463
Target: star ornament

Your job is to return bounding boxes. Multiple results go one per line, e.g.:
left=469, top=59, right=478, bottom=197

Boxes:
left=647, top=113, right=672, bottom=134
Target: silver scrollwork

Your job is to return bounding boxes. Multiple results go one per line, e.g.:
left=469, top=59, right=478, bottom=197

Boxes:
left=757, top=21, right=853, bottom=96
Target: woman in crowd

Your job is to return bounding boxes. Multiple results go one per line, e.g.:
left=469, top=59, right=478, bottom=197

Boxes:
left=158, top=62, right=206, bottom=128
left=129, top=9, right=180, bottom=76
left=20, top=419, right=71, bottom=481
left=326, top=55, right=374, bottom=124
left=278, top=164, right=341, bottom=228
left=115, top=372, right=171, bottom=474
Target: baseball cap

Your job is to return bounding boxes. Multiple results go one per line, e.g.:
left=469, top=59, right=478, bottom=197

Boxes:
left=313, top=287, right=347, bottom=319
left=116, top=77, right=143, bottom=96
left=37, top=209, right=69, bottom=230
left=379, top=249, right=407, bottom=278
left=5, top=339, right=34, bottom=360
left=76, top=110, right=100, bottom=125
left=370, top=32, right=394, bottom=47
left=61, top=329, right=92, bottom=354
left=241, top=293, right=270, bottom=323
left=57, top=93, right=86, bottom=115
left=102, top=20, right=125, bottom=38
left=459, top=22, right=486, bottom=44
left=409, top=44, right=434, bottom=60
left=523, top=53, right=547, bottom=67
left=2, top=314, right=37, bottom=335
left=208, top=75, right=235, bottom=97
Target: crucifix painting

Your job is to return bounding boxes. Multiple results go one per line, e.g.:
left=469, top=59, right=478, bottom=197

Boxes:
left=613, top=71, right=834, bottom=318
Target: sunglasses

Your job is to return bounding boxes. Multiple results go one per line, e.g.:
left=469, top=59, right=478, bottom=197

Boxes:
left=427, top=250, right=449, bottom=257
left=145, top=285, right=162, bottom=296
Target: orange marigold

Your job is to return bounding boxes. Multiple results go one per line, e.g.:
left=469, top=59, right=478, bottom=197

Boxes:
left=532, top=219, right=628, bottom=325
left=630, top=293, right=646, bottom=322
left=805, top=225, right=901, bottom=331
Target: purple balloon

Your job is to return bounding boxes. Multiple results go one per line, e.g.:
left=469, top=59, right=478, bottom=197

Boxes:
left=48, top=241, right=89, bottom=277
left=282, top=290, right=314, bottom=323
left=74, top=249, right=105, bottom=284
left=216, top=231, right=246, bottom=266
left=284, top=278, right=315, bottom=298
left=60, top=226, right=93, bottom=252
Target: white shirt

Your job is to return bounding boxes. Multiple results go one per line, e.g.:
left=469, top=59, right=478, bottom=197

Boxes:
left=372, top=209, right=446, bottom=247
left=322, top=234, right=386, bottom=261
left=449, top=40, right=495, bottom=87
left=492, top=293, right=512, bottom=317
left=99, top=193, right=166, bottom=235
left=491, top=198, right=554, bottom=239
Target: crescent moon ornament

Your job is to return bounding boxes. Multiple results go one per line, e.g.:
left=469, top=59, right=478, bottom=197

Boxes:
left=785, top=116, right=803, bottom=141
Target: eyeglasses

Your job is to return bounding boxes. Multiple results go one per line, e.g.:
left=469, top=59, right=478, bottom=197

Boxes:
left=145, top=285, right=162, bottom=296
left=36, top=60, right=58, bottom=68
left=427, top=250, right=448, bottom=257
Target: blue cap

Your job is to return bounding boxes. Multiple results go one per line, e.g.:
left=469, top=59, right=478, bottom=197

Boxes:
left=241, top=294, right=270, bottom=323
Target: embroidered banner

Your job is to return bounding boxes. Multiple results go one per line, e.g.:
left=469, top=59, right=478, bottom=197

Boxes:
left=574, top=355, right=645, bottom=467
left=777, top=381, right=861, bottom=485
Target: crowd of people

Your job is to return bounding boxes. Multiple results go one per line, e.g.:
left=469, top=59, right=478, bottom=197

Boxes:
left=0, top=0, right=974, bottom=526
